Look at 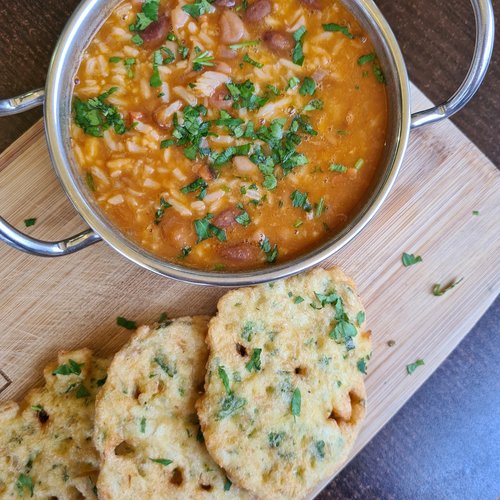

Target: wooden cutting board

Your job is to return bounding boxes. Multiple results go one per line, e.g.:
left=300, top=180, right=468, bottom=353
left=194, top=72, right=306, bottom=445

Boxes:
left=0, top=86, right=499, bottom=495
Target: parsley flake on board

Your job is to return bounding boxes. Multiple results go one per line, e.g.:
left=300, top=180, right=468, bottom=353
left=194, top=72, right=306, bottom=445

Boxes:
left=182, top=0, right=215, bottom=18
left=73, top=87, right=128, bottom=137
left=291, top=388, right=301, bottom=417
left=52, top=359, right=83, bottom=376
left=116, top=316, right=137, bottom=330
left=432, top=278, right=464, bottom=296
left=322, top=23, right=354, bottom=39
left=292, top=26, right=307, bottom=66
left=23, top=218, right=36, bottom=227
left=402, top=252, right=423, bottom=267
left=245, top=348, right=262, bottom=372
left=194, top=214, right=227, bottom=243
left=406, top=359, right=425, bottom=375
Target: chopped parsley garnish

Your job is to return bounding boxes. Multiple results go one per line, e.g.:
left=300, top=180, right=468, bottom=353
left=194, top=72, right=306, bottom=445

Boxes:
left=246, top=348, right=262, bottom=372
left=356, top=311, right=365, bottom=326
left=224, top=478, right=232, bottom=491
left=354, top=158, right=365, bottom=170
left=192, top=50, right=215, bottom=71
left=75, top=384, right=90, bottom=399
left=260, top=236, right=278, bottom=263
left=157, top=312, right=172, bottom=328
left=243, top=53, right=264, bottom=68
left=216, top=110, right=245, bottom=137
left=218, top=365, right=231, bottom=394
left=315, top=197, right=326, bottom=217
left=140, top=417, right=146, bottom=433
left=154, top=356, right=177, bottom=377
left=85, top=172, right=96, bottom=191
left=299, top=77, right=316, bottom=96
left=402, top=253, right=422, bottom=267
left=182, top=0, right=215, bottom=18
left=129, top=0, right=160, bottom=32
left=373, top=64, right=386, bottom=84
left=323, top=23, right=354, bottom=39
left=109, top=56, right=122, bottom=63
left=194, top=214, right=227, bottom=243
left=116, top=316, right=137, bottom=330
left=294, top=296, right=304, bottom=304
left=211, top=144, right=251, bottom=167
left=229, top=40, right=260, bottom=50
left=406, top=359, right=425, bottom=375
left=329, top=163, right=348, bottom=173
left=294, top=219, right=303, bottom=228
left=432, top=278, right=464, bottom=296
left=291, top=190, right=312, bottom=211
left=235, top=211, right=251, bottom=226
left=124, top=58, right=136, bottom=78
left=291, top=388, right=301, bottom=417
left=472, top=210, right=480, bottom=216
left=52, top=359, right=83, bottom=376
left=287, top=76, right=300, bottom=90
left=267, top=84, right=281, bottom=96
left=226, top=80, right=269, bottom=111
left=268, top=431, right=285, bottom=448
left=131, top=34, right=144, bottom=45
left=23, top=218, right=36, bottom=227
left=154, top=196, right=172, bottom=224
left=315, top=440, right=326, bottom=458
left=217, top=393, right=246, bottom=419
left=16, top=474, right=34, bottom=497
left=150, top=458, right=173, bottom=466
left=358, top=53, right=376, bottom=65
left=292, top=26, right=307, bottom=66
left=357, top=358, right=367, bottom=374
left=73, top=87, right=127, bottom=137
left=303, top=99, right=323, bottom=112
left=96, top=375, right=107, bottom=387
left=31, top=405, right=43, bottom=412
left=181, top=177, right=208, bottom=200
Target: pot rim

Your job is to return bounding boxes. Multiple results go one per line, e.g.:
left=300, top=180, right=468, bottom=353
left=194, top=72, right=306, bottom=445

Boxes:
left=44, top=0, right=411, bottom=287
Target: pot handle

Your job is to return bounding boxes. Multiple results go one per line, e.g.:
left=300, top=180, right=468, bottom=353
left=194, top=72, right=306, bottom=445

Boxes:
left=0, top=88, right=102, bottom=256
left=411, top=0, right=494, bottom=128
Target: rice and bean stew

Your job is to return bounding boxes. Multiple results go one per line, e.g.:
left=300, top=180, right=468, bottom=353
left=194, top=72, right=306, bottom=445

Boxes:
left=71, top=0, right=387, bottom=271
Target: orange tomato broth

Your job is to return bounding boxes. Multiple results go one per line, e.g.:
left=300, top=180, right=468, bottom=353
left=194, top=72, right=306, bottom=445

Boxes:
left=71, top=0, right=387, bottom=271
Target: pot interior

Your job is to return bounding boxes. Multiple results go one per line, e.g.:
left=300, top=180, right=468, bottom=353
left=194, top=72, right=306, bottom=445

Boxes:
left=45, top=0, right=410, bottom=286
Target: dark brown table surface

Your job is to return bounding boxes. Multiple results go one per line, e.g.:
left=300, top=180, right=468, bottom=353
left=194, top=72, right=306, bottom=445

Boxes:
left=1, top=0, right=499, bottom=498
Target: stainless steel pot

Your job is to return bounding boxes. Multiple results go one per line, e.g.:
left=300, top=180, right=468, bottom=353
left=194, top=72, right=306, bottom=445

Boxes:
left=0, top=0, right=494, bottom=286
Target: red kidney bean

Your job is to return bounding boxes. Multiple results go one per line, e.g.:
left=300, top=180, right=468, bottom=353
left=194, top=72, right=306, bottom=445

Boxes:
left=263, top=30, right=294, bottom=56
left=208, top=85, right=233, bottom=110
left=212, top=208, right=241, bottom=229
left=141, top=15, right=171, bottom=50
left=219, top=242, right=259, bottom=262
left=245, top=0, right=272, bottom=22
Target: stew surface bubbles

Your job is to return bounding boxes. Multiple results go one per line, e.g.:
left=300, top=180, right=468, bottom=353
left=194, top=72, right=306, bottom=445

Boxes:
left=72, top=0, right=388, bottom=271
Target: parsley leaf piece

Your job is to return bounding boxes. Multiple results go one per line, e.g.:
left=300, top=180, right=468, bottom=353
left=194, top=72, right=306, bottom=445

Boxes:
left=194, top=214, right=227, bottom=243
left=329, top=163, right=348, bottom=173
left=218, top=365, right=231, bottom=394
left=268, top=431, right=285, bottom=448
left=85, top=172, right=96, bottom=191
left=124, top=58, right=136, bottom=78
left=154, top=196, right=172, bottom=224
left=472, top=210, right=480, bottom=216
left=402, top=253, right=423, bottom=267
left=192, top=50, right=215, bottom=71
left=16, top=474, right=34, bottom=497
left=358, top=53, right=375, bottom=65
left=181, top=177, right=208, bottom=200
left=131, top=33, right=144, bottom=45
left=315, top=440, right=326, bottom=458
left=260, top=236, right=278, bottom=263
left=354, top=158, right=365, bottom=170
left=245, top=348, right=262, bottom=372
left=217, top=393, right=247, bottom=419
left=73, top=87, right=127, bottom=137
left=182, top=0, right=215, bottom=18
left=140, top=417, right=146, bottom=433
left=224, top=477, right=232, bottom=491
left=323, top=23, right=354, bottom=39
left=356, top=311, right=365, bottom=326
left=109, top=56, right=122, bottom=63
left=432, top=278, right=464, bottom=296
left=75, top=384, right=90, bottom=399
left=243, top=53, right=264, bottom=68
left=315, top=197, right=326, bottom=217
left=373, top=64, right=386, bottom=84
left=226, top=80, right=269, bottom=111
left=303, top=99, right=323, bottom=112
left=292, top=26, right=307, bottom=66
left=291, top=190, right=312, bottom=212
left=287, top=76, right=300, bottom=90
left=357, top=358, right=368, bottom=374
left=299, top=77, right=316, bottom=96
left=229, top=40, right=260, bottom=49
left=116, top=316, right=137, bottom=330
left=291, top=388, right=301, bottom=417
left=52, top=359, right=83, bottom=376
left=294, top=296, right=304, bottom=304
left=406, top=359, right=425, bottom=375
left=23, top=218, right=36, bottom=227
left=154, top=356, right=177, bottom=377
left=150, top=458, right=173, bottom=466
left=235, top=211, right=251, bottom=226
left=129, top=0, right=159, bottom=31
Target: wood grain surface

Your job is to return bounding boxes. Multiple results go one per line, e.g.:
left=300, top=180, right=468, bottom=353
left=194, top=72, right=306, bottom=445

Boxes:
left=0, top=0, right=499, bottom=498
left=0, top=87, right=498, bottom=497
